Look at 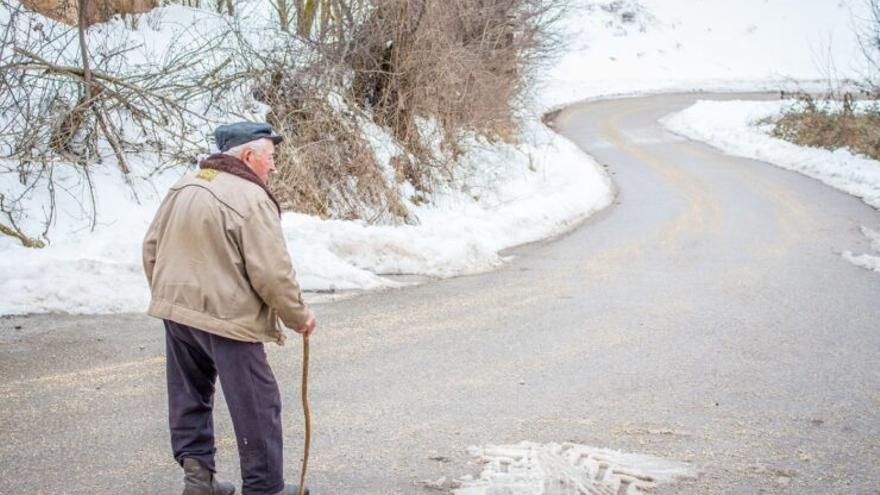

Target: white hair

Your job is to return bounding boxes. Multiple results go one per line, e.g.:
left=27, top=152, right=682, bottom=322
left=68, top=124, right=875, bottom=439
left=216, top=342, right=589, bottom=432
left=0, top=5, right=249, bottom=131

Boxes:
left=224, top=138, right=273, bottom=159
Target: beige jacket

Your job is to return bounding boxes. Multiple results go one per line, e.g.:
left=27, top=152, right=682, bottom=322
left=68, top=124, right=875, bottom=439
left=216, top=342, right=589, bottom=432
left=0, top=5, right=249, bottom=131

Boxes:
left=142, top=166, right=310, bottom=345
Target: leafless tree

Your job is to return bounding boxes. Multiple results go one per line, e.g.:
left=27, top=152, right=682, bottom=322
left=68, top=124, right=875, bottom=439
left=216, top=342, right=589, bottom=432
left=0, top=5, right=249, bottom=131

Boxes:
left=0, top=0, right=249, bottom=244
left=857, top=0, right=880, bottom=96
left=0, top=0, right=568, bottom=245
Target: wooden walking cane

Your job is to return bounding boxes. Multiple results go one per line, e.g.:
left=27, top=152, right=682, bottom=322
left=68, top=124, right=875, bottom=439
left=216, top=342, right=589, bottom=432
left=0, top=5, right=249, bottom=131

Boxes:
left=298, top=333, right=311, bottom=495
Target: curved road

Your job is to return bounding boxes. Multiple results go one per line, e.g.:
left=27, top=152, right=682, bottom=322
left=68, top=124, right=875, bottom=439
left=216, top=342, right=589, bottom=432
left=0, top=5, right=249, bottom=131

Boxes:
left=2, top=93, right=879, bottom=494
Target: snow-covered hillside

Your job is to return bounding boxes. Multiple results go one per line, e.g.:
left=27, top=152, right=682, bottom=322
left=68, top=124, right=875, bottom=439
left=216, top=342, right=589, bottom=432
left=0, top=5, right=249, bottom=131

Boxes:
left=543, top=0, right=867, bottom=109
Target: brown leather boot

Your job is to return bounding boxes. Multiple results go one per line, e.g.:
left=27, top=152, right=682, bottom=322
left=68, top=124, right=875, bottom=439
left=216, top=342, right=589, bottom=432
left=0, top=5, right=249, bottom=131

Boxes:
left=271, top=484, right=310, bottom=495
left=181, top=457, right=236, bottom=495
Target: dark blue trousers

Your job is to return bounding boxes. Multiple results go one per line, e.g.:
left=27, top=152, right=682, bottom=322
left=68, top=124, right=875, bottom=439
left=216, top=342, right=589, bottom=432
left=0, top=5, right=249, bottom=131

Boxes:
left=164, top=319, right=285, bottom=495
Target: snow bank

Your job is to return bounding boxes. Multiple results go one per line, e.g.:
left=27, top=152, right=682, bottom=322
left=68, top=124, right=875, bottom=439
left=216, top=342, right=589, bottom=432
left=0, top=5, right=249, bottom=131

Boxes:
left=451, top=442, right=692, bottom=495
left=843, top=226, right=880, bottom=272
left=660, top=99, right=880, bottom=209
left=289, top=121, right=612, bottom=284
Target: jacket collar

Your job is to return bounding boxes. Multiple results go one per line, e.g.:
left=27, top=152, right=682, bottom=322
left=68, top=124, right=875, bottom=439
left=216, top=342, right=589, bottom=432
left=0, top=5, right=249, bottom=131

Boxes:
left=199, top=153, right=281, bottom=216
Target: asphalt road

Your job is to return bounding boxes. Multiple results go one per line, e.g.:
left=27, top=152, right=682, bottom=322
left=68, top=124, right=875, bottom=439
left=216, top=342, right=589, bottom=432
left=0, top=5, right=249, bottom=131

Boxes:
left=2, top=93, right=879, bottom=494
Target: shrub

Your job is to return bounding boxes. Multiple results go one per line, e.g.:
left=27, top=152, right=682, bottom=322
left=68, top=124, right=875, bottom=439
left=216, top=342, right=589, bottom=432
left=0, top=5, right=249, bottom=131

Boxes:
left=258, top=0, right=567, bottom=222
left=771, top=93, right=880, bottom=161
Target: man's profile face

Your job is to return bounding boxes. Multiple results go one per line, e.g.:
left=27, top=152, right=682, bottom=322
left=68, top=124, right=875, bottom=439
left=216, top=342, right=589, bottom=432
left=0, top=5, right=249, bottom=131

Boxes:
left=244, top=140, right=277, bottom=183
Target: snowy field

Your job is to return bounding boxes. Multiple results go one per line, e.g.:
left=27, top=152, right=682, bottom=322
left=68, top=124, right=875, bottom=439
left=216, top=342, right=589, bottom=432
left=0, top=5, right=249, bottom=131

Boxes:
left=544, top=0, right=867, bottom=109
left=0, top=0, right=872, bottom=314
left=661, top=99, right=880, bottom=272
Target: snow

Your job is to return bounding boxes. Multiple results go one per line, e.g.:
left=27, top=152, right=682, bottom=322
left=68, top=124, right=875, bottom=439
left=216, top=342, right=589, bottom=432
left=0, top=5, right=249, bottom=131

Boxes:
left=285, top=118, right=614, bottom=287
left=450, top=442, right=692, bottom=495
left=543, top=0, right=868, bottom=110
left=843, top=226, right=880, bottom=272
left=661, top=98, right=880, bottom=273
left=1, top=0, right=874, bottom=314
left=0, top=163, right=179, bottom=314
left=661, top=99, right=880, bottom=209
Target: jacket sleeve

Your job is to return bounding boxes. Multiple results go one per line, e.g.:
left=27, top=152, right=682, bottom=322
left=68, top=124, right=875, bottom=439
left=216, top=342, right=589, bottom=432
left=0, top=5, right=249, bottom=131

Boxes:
left=143, top=191, right=175, bottom=287
left=239, top=199, right=311, bottom=331
left=142, top=212, right=160, bottom=287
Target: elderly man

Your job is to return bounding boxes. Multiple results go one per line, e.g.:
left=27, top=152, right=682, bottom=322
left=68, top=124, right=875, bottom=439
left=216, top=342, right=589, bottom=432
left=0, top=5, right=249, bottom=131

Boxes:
left=143, top=122, right=315, bottom=495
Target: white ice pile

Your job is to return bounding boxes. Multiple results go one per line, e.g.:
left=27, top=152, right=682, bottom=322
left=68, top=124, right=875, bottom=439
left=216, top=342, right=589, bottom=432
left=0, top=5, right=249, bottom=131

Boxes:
left=843, top=226, right=880, bottom=272
left=452, top=442, right=692, bottom=495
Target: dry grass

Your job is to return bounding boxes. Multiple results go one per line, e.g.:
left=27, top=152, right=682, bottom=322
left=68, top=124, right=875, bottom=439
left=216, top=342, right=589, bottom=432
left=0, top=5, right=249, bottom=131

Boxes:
left=19, top=0, right=156, bottom=25
left=257, top=0, right=566, bottom=223
left=263, top=84, right=411, bottom=223
left=771, top=94, right=880, bottom=161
